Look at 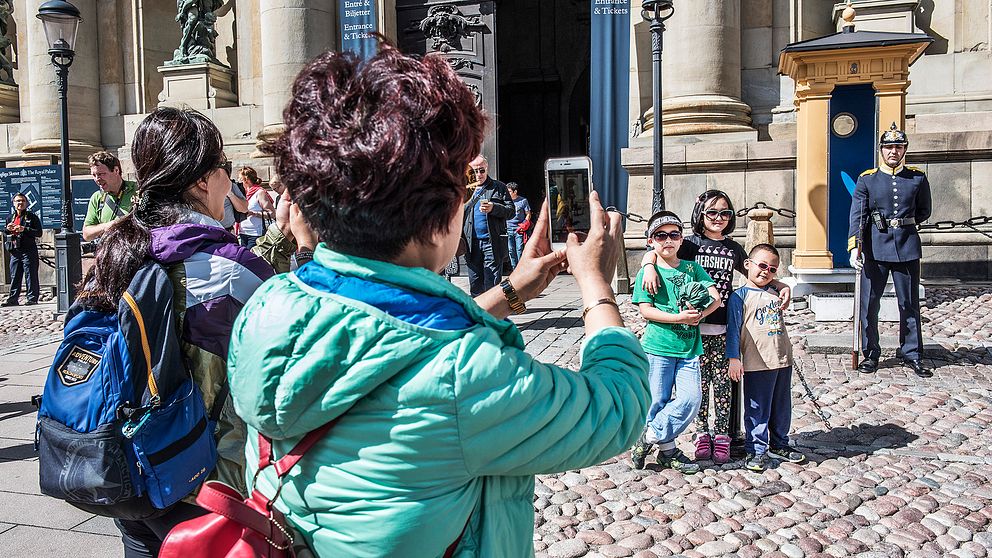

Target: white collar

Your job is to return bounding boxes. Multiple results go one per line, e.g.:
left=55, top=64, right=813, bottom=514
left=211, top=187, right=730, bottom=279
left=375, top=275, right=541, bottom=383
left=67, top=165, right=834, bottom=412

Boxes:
left=181, top=210, right=224, bottom=228
left=879, top=161, right=904, bottom=175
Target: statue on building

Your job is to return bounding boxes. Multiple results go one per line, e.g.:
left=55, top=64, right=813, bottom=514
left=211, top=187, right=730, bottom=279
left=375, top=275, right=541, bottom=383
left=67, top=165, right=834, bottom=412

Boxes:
left=169, top=0, right=224, bottom=65
left=0, top=0, right=15, bottom=84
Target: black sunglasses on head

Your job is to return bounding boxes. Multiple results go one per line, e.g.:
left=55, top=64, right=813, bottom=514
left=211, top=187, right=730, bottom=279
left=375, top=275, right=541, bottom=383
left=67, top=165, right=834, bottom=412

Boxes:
left=218, top=160, right=233, bottom=176
left=651, top=231, right=682, bottom=242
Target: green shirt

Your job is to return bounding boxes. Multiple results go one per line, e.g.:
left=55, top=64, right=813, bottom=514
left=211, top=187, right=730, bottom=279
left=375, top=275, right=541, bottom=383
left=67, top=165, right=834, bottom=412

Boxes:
left=631, top=259, right=715, bottom=358
left=83, top=180, right=137, bottom=226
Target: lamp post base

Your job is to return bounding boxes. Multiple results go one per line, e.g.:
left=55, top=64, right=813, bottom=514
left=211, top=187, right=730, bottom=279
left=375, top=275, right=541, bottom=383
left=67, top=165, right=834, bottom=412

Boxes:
left=54, top=231, right=82, bottom=314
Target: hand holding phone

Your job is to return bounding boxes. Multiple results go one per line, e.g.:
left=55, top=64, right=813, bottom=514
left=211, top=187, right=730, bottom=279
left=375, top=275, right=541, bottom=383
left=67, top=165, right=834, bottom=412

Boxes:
left=480, top=199, right=493, bottom=214
left=545, top=157, right=593, bottom=249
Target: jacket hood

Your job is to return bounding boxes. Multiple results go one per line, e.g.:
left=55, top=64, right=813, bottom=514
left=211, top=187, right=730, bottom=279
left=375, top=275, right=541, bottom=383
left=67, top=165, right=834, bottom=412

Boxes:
left=148, top=220, right=236, bottom=265
left=228, top=246, right=523, bottom=440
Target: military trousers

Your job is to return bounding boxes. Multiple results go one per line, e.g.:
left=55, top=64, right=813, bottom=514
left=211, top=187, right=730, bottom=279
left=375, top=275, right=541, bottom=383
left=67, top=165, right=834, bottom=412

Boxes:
left=859, top=258, right=922, bottom=361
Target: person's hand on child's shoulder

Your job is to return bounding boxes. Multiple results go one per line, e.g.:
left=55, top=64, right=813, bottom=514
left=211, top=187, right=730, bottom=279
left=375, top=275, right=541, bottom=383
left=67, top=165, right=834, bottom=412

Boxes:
left=777, top=284, right=792, bottom=310
left=728, top=358, right=743, bottom=382
left=641, top=264, right=660, bottom=295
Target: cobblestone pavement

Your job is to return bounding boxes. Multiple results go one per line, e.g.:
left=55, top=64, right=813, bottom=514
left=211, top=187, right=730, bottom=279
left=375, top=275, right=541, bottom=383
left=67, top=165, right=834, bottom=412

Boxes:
left=0, top=278, right=990, bottom=557
left=531, top=283, right=992, bottom=558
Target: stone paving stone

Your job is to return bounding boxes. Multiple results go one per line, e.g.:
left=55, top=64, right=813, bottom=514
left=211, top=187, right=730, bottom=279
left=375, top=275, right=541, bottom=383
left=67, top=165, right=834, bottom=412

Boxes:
left=0, top=455, right=41, bottom=496
left=71, top=516, right=120, bottom=537
left=0, top=492, right=95, bottom=530
left=0, top=525, right=117, bottom=557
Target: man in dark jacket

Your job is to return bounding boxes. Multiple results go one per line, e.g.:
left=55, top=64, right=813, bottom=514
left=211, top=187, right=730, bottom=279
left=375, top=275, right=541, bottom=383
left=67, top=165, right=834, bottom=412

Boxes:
left=463, top=155, right=513, bottom=296
left=848, top=123, right=932, bottom=377
left=3, top=193, right=43, bottom=306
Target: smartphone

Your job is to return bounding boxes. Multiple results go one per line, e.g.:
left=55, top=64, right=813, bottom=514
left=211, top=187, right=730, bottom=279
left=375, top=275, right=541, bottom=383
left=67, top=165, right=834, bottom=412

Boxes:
left=545, top=156, right=593, bottom=249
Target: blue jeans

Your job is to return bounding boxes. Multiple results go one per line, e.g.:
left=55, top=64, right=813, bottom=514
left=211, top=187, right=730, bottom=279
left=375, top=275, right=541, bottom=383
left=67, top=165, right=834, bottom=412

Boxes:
left=743, top=366, right=793, bottom=456
left=646, top=354, right=702, bottom=452
left=466, top=235, right=501, bottom=296
left=507, top=231, right=525, bottom=269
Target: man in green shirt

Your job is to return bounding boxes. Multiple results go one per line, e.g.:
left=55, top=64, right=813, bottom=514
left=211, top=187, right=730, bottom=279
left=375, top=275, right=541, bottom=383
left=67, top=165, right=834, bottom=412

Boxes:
left=83, top=151, right=137, bottom=241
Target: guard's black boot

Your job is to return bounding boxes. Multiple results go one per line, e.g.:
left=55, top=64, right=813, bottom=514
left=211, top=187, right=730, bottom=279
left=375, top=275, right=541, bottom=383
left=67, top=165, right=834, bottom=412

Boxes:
left=905, top=359, right=932, bottom=378
left=857, top=358, right=878, bottom=374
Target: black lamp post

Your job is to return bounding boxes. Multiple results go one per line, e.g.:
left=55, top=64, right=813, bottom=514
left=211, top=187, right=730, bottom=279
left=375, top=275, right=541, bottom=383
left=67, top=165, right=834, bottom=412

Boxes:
left=641, top=0, right=674, bottom=213
left=37, top=0, right=82, bottom=313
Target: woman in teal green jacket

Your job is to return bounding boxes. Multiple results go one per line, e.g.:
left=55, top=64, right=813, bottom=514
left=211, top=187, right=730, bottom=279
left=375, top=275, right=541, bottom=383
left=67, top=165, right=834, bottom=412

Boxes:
left=227, top=46, right=650, bottom=557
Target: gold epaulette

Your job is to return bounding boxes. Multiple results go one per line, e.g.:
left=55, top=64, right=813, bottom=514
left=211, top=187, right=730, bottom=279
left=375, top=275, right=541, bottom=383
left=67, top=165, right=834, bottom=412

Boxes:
left=906, top=165, right=925, bottom=174
left=859, top=168, right=878, bottom=177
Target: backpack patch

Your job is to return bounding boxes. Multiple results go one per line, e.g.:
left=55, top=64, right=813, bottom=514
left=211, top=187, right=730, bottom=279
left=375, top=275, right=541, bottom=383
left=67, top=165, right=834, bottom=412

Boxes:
left=55, top=346, right=101, bottom=387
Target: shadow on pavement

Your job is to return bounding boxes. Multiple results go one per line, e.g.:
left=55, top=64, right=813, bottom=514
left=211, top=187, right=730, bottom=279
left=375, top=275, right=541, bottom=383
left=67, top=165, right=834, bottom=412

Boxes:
left=794, top=422, right=919, bottom=463
left=0, top=400, right=37, bottom=422
left=0, top=441, right=37, bottom=461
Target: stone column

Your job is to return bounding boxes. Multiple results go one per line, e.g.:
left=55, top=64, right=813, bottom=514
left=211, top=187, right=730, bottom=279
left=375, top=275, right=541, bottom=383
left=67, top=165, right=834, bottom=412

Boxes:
left=253, top=0, right=334, bottom=155
left=22, top=0, right=103, bottom=163
left=792, top=82, right=834, bottom=269
left=657, top=0, right=753, bottom=135
left=875, top=79, right=909, bottom=131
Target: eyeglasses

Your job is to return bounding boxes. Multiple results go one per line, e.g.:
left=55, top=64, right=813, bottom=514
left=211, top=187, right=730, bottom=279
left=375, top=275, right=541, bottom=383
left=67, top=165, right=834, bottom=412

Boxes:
left=217, top=159, right=232, bottom=176
left=651, top=231, right=683, bottom=242
left=750, top=260, right=778, bottom=274
left=703, top=209, right=735, bottom=220
left=469, top=168, right=487, bottom=176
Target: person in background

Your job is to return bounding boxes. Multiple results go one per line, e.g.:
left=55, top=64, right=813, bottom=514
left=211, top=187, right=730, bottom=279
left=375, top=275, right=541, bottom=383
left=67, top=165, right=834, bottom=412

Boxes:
left=237, top=166, right=275, bottom=249
left=462, top=154, right=513, bottom=295
left=505, top=182, right=531, bottom=270
left=219, top=173, right=248, bottom=234
left=83, top=151, right=138, bottom=241
left=726, top=243, right=806, bottom=472
left=227, top=46, right=650, bottom=557
left=2, top=193, right=42, bottom=306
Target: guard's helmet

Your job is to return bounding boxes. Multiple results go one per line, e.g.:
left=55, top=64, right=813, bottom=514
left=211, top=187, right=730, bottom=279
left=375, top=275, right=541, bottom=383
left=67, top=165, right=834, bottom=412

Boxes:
left=879, top=122, right=908, bottom=146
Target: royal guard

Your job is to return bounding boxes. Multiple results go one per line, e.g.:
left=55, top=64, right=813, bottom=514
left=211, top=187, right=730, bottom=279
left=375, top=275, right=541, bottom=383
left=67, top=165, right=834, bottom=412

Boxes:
left=848, top=123, right=933, bottom=377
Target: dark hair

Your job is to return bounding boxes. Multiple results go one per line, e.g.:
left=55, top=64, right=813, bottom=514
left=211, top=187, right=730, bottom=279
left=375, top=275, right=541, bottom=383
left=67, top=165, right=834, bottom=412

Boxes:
left=12, top=192, right=26, bottom=202
left=88, top=151, right=123, bottom=174
left=690, top=189, right=737, bottom=236
left=78, top=107, right=225, bottom=310
left=270, top=45, right=486, bottom=261
left=749, top=243, right=779, bottom=258
left=506, top=182, right=518, bottom=192
left=239, top=166, right=260, bottom=185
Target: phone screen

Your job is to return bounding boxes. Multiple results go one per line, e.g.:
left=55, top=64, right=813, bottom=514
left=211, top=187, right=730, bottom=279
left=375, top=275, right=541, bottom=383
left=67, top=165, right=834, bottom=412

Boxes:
left=547, top=168, right=591, bottom=243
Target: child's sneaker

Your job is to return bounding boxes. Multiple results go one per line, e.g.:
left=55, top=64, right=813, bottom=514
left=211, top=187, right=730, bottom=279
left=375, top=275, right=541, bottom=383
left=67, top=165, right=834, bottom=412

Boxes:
left=695, top=433, right=712, bottom=460
left=712, top=434, right=731, bottom=464
left=744, top=453, right=769, bottom=472
left=630, top=427, right=653, bottom=470
left=767, top=446, right=806, bottom=463
left=657, top=449, right=701, bottom=474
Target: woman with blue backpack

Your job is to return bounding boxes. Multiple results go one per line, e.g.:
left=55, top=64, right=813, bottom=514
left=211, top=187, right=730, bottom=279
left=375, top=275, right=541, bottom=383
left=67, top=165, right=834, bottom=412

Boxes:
left=38, top=107, right=296, bottom=557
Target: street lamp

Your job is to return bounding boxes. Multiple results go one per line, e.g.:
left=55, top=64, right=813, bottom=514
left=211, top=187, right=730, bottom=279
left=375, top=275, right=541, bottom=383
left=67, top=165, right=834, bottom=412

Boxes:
left=641, top=0, right=674, bottom=213
left=37, top=0, right=82, bottom=313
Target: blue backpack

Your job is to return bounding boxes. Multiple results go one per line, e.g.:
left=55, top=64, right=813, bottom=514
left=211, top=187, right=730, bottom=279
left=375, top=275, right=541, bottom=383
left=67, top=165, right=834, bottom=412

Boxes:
left=36, top=261, right=227, bottom=520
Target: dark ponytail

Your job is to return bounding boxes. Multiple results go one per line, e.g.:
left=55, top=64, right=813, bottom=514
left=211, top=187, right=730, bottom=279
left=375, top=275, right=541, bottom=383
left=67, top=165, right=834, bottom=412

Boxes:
left=78, top=107, right=225, bottom=310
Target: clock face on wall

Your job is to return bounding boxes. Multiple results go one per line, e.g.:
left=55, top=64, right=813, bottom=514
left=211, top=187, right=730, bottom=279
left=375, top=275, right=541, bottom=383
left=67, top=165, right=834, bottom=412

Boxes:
left=832, top=113, right=857, bottom=138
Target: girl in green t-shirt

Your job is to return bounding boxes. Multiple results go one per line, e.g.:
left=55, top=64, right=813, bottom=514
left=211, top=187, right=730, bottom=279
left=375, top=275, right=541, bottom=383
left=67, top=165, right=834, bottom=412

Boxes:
left=629, top=211, right=720, bottom=474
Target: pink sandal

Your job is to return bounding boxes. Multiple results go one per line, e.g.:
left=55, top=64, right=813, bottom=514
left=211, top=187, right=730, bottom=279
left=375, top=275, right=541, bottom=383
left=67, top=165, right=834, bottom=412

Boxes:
left=713, top=435, right=731, bottom=464
left=695, top=433, right=712, bottom=460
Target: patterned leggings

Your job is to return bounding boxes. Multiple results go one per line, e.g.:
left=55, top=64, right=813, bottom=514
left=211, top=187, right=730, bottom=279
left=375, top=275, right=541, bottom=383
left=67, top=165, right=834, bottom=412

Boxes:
left=695, top=334, right=732, bottom=436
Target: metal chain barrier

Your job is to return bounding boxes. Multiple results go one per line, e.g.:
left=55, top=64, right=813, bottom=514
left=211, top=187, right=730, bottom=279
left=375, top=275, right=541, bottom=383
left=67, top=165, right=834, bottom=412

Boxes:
left=735, top=202, right=796, bottom=219
left=605, top=207, right=648, bottom=223
left=917, top=215, right=992, bottom=241
left=794, top=357, right=833, bottom=431
left=35, top=242, right=56, bottom=269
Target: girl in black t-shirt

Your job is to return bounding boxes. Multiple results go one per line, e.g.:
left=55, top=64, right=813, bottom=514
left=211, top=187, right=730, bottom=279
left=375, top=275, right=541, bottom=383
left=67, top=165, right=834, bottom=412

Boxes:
left=639, top=190, right=791, bottom=465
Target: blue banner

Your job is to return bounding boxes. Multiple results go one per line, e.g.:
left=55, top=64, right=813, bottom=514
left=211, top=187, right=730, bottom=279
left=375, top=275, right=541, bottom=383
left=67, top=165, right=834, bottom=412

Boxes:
left=589, top=0, right=631, bottom=211
left=340, top=0, right=378, bottom=61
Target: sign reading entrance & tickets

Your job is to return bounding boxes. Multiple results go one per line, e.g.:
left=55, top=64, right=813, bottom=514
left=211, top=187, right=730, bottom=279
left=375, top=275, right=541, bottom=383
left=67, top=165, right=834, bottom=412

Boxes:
left=589, top=0, right=630, bottom=211
left=0, top=165, right=63, bottom=229
left=340, top=0, right=377, bottom=61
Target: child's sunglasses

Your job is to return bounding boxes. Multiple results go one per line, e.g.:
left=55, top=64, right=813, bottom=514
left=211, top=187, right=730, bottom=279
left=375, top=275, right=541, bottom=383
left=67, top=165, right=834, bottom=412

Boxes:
left=703, top=209, right=735, bottom=219
left=749, top=260, right=778, bottom=274
left=651, top=231, right=683, bottom=241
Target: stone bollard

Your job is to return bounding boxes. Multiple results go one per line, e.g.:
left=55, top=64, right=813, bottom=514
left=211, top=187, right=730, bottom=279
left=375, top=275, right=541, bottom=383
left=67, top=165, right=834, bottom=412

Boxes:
left=745, top=208, right=775, bottom=253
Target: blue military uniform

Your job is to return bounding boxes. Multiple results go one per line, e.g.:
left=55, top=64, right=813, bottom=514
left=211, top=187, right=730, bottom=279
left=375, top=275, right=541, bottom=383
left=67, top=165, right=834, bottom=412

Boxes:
left=848, top=162, right=932, bottom=362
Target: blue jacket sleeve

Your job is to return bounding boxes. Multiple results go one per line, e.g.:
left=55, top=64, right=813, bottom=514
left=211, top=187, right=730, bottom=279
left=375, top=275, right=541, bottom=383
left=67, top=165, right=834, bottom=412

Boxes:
left=915, top=174, right=932, bottom=224
left=848, top=176, right=869, bottom=251
left=455, top=327, right=651, bottom=477
left=725, top=290, right=745, bottom=359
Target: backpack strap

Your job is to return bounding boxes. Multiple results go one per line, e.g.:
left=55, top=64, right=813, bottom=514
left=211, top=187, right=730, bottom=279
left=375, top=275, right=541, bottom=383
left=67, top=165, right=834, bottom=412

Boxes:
left=257, top=419, right=339, bottom=478
left=208, top=381, right=229, bottom=423
left=121, top=290, right=160, bottom=403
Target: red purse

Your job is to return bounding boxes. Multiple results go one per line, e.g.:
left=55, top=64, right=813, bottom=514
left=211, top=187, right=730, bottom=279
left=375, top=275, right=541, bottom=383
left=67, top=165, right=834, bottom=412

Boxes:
left=159, top=420, right=337, bottom=558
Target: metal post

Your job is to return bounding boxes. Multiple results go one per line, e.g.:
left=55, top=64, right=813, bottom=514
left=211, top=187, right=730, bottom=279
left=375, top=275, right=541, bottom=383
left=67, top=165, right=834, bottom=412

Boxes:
left=52, top=51, right=81, bottom=314
left=641, top=1, right=674, bottom=213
